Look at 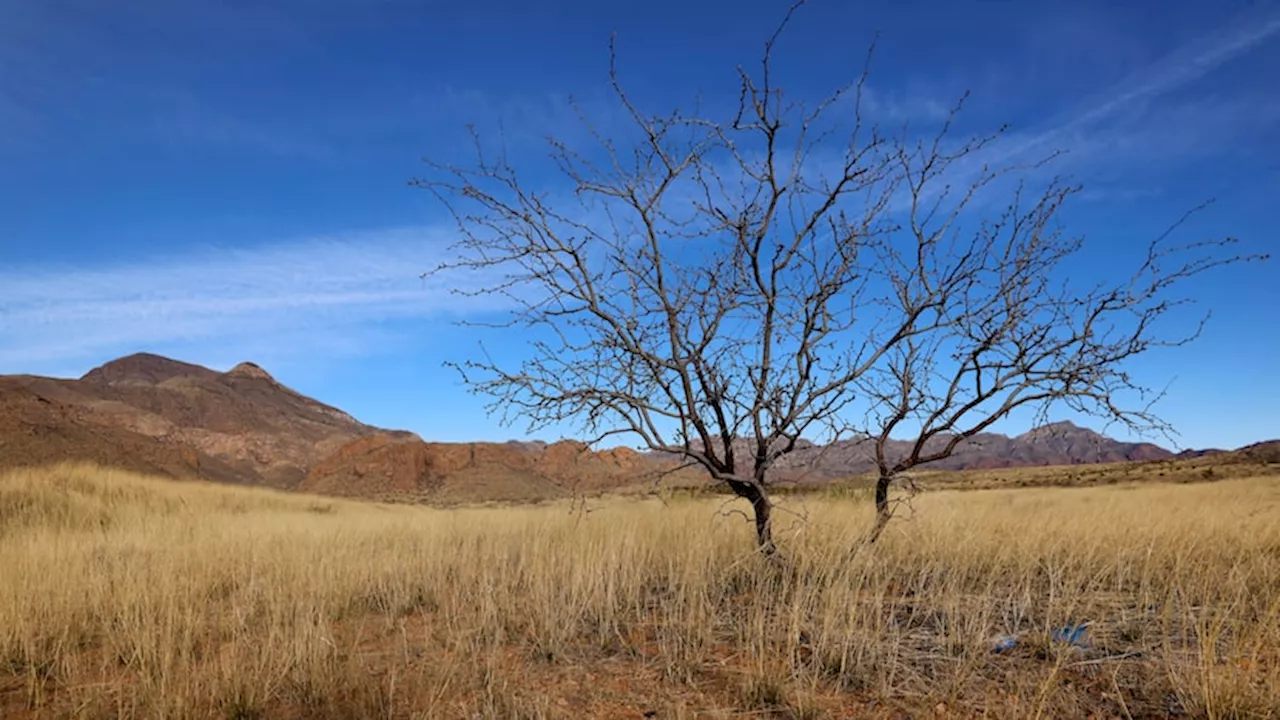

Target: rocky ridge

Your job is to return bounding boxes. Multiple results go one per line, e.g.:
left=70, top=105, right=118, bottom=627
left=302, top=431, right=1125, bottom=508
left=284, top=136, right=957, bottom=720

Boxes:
left=3, top=353, right=1262, bottom=503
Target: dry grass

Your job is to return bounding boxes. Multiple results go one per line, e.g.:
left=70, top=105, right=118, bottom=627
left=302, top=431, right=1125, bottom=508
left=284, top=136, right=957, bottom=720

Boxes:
left=2, top=462, right=1278, bottom=719
left=888, top=453, right=1280, bottom=493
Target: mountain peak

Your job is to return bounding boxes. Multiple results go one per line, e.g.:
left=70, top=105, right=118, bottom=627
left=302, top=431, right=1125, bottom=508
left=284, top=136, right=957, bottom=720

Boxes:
left=1018, top=420, right=1090, bottom=440
left=226, top=362, right=275, bottom=382
left=81, top=353, right=220, bottom=385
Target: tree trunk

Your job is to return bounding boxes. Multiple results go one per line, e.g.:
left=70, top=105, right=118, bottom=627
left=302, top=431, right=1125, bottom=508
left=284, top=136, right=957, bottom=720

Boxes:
left=729, top=480, right=777, bottom=554
left=750, top=488, right=776, bottom=555
left=868, top=473, right=893, bottom=544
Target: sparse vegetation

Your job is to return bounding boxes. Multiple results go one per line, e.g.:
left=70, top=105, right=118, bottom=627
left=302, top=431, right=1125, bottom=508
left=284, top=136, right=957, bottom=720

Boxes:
left=3, top=462, right=1279, bottom=718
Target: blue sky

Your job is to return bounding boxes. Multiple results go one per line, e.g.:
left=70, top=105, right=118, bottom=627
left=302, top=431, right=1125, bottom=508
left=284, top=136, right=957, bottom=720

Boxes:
left=1, top=0, right=1276, bottom=450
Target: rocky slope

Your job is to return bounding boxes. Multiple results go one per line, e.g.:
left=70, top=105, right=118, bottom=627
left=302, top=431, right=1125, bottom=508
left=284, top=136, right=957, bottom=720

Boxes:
left=0, top=353, right=381, bottom=488
left=298, top=435, right=653, bottom=502
left=0, top=380, right=245, bottom=483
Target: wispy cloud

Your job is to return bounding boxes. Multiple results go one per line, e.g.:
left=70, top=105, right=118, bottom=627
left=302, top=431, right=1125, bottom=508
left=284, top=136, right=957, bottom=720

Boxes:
left=854, top=6, right=1280, bottom=218
left=989, top=4, right=1280, bottom=168
left=859, top=84, right=955, bottom=124
left=0, top=227, right=508, bottom=375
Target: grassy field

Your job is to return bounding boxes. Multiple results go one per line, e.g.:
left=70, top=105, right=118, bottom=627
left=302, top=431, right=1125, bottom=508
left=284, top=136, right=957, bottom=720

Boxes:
left=2, top=463, right=1278, bottom=719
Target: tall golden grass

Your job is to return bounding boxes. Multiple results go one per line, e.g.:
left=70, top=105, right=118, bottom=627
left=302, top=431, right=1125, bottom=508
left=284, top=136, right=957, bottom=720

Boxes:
left=2, top=462, right=1278, bottom=718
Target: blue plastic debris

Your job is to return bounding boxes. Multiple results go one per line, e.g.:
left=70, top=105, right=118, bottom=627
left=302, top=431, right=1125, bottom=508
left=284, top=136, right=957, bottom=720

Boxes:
left=1050, top=624, right=1090, bottom=647
left=992, top=623, right=1092, bottom=653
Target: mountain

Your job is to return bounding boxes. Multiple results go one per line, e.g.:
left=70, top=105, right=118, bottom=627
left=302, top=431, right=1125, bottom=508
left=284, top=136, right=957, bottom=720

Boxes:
left=660, top=420, right=1174, bottom=484
left=1, top=352, right=1249, bottom=502
left=0, top=353, right=661, bottom=500
left=0, top=353, right=382, bottom=488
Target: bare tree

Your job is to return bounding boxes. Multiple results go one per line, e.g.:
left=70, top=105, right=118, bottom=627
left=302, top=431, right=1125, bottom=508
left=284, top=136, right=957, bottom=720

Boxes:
left=414, top=4, right=1265, bottom=552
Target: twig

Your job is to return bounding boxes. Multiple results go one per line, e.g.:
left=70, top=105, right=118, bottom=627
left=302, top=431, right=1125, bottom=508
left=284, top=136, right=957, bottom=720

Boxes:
left=1068, top=651, right=1144, bottom=667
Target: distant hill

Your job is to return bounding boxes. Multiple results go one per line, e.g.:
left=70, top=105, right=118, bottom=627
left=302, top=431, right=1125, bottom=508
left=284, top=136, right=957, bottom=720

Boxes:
left=663, top=420, right=1174, bottom=485
left=2, top=352, right=1268, bottom=503
left=1231, top=439, right=1280, bottom=465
